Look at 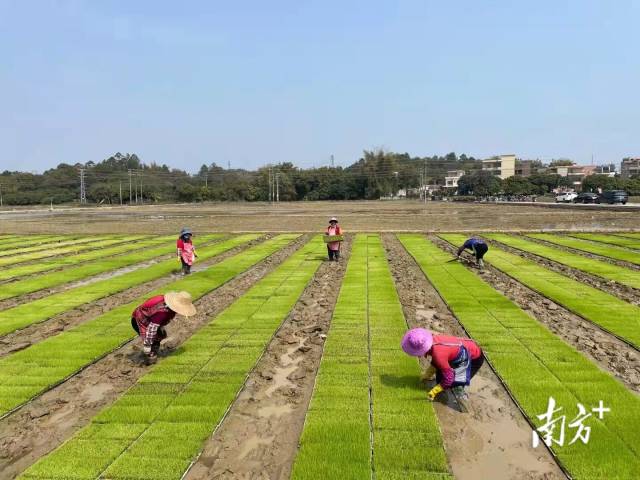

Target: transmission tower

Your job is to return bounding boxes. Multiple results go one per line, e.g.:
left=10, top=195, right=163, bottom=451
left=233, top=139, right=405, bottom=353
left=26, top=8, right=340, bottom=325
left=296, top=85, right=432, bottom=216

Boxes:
left=80, top=168, right=86, bottom=204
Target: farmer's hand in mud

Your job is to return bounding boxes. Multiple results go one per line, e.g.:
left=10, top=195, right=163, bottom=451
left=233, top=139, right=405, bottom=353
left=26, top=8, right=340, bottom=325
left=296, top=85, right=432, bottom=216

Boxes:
left=427, top=384, right=444, bottom=401
left=420, top=365, right=436, bottom=382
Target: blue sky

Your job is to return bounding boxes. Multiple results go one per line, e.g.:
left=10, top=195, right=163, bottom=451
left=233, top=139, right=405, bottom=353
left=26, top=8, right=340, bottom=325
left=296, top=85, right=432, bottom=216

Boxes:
left=1, top=0, right=638, bottom=172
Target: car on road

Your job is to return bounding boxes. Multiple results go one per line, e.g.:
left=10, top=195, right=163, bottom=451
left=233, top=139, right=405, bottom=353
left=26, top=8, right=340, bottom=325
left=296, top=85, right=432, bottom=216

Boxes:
left=555, top=191, right=578, bottom=203
left=573, top=192, right=600, bottom=204
left=598, top=190, right=629, bottom=205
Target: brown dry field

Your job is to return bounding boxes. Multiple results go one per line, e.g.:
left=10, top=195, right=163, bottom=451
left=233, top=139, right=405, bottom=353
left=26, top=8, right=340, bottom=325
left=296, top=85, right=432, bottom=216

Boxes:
left=0, top=200, right=638, bottom=234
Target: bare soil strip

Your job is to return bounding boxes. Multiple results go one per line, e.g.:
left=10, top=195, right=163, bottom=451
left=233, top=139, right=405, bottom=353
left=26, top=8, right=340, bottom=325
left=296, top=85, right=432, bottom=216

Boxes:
left=432, top=236, right=640, bottom=393
left=0, top=236, right=267, bottom=358
left=0, top=235, right=309, bottom=480
left=183, top=238, right=350, bottom=480
left=383, top=234, right=565, bottom=480
left=487, top=235, right=640, bottom=306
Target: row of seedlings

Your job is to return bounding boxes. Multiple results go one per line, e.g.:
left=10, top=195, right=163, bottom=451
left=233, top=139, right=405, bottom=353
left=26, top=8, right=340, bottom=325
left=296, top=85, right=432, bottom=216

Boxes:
left=0, top=235, right=142, bottom=264
left=0, top=235, right=185, bottom=283
left=528, top=233, right=640, bottom=265
left=292, top=235, right=450, bottom=479
left=367, top=235, right=451, bottom=479
left=0, top=234, right=75, bottom=251
left=484, top=234, right=640, bottom=290
left=0, top=234, right=298, bottom=418
left=0, top=234, right=201, bottom=300
left=440, top=234, right=640, bottom=348
left=399, top=234, right=640, bottom=479
left=19, top=236, right=325, bottom=480
left=0, top=234, right=248, bottom=335
left=570, top=233, right=640, bottom=250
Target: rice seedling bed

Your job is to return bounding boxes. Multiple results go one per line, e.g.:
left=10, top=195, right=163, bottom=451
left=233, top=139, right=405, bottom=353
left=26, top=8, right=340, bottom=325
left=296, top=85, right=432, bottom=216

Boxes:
left=485, top=233, right=640, bottom=290
left=291, top=234, right=450, bottom=480
left=528, top=233, right=640, bottom=265
left=0, top=235, right=69, bottom=251
left=399, top=234, right=640, bottom=479
left=19, top=236, right=322, bottom=480
left=0, top=236, right=148, bottom=268
left=0, top=234, right=239, bottom=336
left=0, top=234, right=205, bottom=300
left=0, top=235, right=184, bottom=283
left=570, top=233, right=640, bottom=250
left=442, top=234, right=640, bottom=348
left=0, top=235, right=129, bottom=259
left=0, top=234, right=295, bottom=419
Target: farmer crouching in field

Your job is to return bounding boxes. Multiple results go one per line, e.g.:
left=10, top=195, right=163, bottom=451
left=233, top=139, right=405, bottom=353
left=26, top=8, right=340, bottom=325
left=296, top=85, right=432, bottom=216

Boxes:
left=457, top=237, right=489, bottom=269
left=177, top=227, right=198, bottom=275
left=325, top=217, right=342, bottom=261
left=401, top=328, right=484, bottom=401
left=131, top=291, right=196, bottom=364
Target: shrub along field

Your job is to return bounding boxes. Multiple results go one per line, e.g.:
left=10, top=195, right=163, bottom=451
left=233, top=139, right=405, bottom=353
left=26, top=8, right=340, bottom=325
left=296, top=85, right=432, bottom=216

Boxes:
left=0, top=231, right=638, bottom=479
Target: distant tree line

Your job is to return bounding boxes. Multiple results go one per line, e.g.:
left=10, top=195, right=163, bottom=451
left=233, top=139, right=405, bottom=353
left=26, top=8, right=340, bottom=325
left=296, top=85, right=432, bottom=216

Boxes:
left=1, top=151, right=638, bottom=206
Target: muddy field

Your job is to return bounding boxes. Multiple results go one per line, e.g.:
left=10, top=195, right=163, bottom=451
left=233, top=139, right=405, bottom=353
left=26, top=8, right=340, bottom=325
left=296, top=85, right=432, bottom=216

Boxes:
left=0, top=201, right=639, bottom=234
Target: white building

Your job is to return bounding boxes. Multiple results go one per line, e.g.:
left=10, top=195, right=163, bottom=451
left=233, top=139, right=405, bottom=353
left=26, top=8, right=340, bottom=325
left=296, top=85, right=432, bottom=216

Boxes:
left=482, top=154, right=516, bottom=179
left=444, top=170, right=466, bottom=189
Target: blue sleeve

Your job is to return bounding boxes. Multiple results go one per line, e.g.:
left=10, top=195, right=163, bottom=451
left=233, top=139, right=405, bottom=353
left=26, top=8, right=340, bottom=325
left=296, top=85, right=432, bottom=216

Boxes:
left=462, top=239, right=473, bottom=249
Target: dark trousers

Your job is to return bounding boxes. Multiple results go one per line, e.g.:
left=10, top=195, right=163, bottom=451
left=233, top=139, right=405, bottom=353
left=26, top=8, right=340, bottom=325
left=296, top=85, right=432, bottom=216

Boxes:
left=328, top=247, right=340, bottom=261
left=131, top=318, right=166, bottom=354
left=473, top=243, right=488, bottom=260
left=470, top=355, right=484, bottom=379
left=180, top=258, right=191, bottom=274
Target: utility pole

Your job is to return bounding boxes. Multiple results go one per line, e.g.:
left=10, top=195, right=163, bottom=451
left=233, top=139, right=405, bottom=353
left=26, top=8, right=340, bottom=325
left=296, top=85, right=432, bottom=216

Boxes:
left=80, top=167, right=86, bottom=204
left=139, top=170, right=143, bottom=204
left=119, top=181, right=123, bottom=206
left=276, top=173, right=280, bottom=202
left=134, top=170, right=138, bottom=204
left=268, top=166, right=272, bottom=203
left=0, top=183, right=3, bottom=207
left=331, top=154, right=335, bottom=167
left=423, top=160, right=428, bottom=203
left=204, top=173, right=208, bottom=188
left=128, top=169, right=132, bottom=204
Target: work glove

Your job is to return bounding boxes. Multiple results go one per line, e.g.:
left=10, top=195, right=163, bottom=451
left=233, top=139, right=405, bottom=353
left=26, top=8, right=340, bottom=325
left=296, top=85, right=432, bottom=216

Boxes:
left=427, top=384, right=444, bottom=401
left=420, top=365, right=437, bottom=382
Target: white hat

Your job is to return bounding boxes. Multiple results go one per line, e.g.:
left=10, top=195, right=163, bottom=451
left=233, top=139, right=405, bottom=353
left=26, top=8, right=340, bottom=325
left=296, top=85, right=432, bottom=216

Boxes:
left=329, top=217, right=338, bottom=223
left=164, top=291, right=197, bottom=317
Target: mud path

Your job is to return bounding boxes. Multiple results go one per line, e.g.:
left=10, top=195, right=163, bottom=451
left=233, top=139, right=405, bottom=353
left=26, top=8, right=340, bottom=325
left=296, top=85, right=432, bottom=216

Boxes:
left=383, top=234, right=565, bottom=480
left=432, top=236, right=640, bottom=393
left=0, top=235, right=309, bottom=480
left=486, top=236, right=640, bottom=306
left=0, top=235, right=267, bottom=358
left=183, top=237, right=350, bottom=480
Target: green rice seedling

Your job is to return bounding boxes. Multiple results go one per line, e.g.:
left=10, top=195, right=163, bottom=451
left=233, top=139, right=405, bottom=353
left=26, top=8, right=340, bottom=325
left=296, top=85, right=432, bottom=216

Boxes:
left=19, top=236, right=324, bottom=480
left=0, top=235, right=145, bottom=267
left=0, top=235, right=66, bottom=251
left=0, top=234, right=208, bottom=300
left=571, top=233, right=640, bottom=250
left=485, top=233, right=640, bottom=289
left=442, top=233, right=640, bottom=348
left=0, top=235, right=297, bottom=418
left=400, top=234, right=640, bottom=479
left=0, top=235, right=118, bottom=258
left=528, top=233, right=640, bottom=265
left=0, top=234, right=251, bottom=336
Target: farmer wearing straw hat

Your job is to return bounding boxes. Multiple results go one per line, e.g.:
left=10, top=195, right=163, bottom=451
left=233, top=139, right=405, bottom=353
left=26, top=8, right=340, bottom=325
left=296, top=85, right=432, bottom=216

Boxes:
left=177, top=227, right=198, bottom=275
left=457, top=237, right=488, bottom=269
left=401, top=328, right=484, bottom=401
left=325, top=217, right=342, bottom=261
left=131, top=291, right=197, bottom=364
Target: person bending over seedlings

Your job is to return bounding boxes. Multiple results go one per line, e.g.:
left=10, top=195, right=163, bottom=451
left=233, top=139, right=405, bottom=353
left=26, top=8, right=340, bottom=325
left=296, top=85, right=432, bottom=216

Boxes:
left=325, top=217, right=343, bottom=261
left=131, top=291, right=196, bottom=364
left=177, top=227, right=198, bottom=275
left=401, top=328, right=484, bottom=401
left=457, top=237, right=488, bottom=269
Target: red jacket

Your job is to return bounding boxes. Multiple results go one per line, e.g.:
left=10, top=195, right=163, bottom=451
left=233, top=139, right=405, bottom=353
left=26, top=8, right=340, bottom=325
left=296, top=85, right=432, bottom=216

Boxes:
left=132, top=295, right=176, bottom=347
left=430, top=334, right=482, bottom=389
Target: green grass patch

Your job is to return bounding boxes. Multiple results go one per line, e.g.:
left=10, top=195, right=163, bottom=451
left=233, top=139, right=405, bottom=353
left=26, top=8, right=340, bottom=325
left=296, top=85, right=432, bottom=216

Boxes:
left=400, top=234, right=640, bottom=479
left=528, top=233, right=640, bottom=265
left=19, top=236, right=324, bottom=480
left=485, top=233, right=640, bottom=290
left=442, top=234, right=640, bottom=348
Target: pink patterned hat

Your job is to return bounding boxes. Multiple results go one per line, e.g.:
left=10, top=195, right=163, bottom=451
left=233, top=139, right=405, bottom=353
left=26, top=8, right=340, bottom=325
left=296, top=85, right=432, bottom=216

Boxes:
left=401, top=328, right=433, bottom=357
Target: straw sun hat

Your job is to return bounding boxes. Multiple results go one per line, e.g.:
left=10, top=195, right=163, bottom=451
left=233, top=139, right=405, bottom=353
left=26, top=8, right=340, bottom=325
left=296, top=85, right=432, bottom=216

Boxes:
left=401, top=328, right=433, bottom=357
left=164, top=291, right=197, bottom=317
